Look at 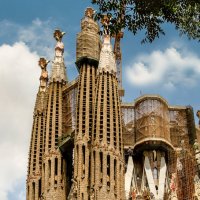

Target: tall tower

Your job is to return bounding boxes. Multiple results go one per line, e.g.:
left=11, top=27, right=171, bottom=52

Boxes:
left=91, top=18, right=125, bottom=200
left=71, top=7, right=101, bottom=199
left=42, top=30, right=67, bottom=199
left=26, top=58, right=49, bottom=200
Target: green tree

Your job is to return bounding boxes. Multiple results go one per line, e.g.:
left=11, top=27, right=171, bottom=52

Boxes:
left=92, top=0, right=200, bottom=43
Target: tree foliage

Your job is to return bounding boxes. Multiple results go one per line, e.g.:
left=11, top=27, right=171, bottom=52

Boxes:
left=92, top=0, right=200, bottom=43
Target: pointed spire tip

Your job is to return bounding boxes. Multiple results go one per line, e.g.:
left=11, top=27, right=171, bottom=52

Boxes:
left=54, top=29, right=65, bottom=42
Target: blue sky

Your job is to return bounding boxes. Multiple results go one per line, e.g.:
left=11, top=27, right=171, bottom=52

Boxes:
left=0, top=0, right=200, bottom=199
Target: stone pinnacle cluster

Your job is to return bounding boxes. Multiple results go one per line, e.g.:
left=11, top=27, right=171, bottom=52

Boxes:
left=27, top=7, right=200, bottom=200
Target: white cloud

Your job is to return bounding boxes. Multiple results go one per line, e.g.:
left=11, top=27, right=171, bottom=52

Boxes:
left=0, top=19, right=54, bottom=59
left=125, top=47, right=200, bottom=89
left=17, top=190, right=26, bottom=200
left=0, top=19, right=74, bottom=70
left=0, top=42, right=39, bottom=200
left=17, top=18, right=54, bottom=59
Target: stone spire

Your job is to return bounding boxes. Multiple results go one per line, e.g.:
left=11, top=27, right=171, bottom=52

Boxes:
left=27, top=58, right=49, bottom=200
left=71, top=7, right=101, bottom=199
left=33, top=58, right=49, bottom=115
left=41, top=30, right=68, bottom=200
left=91, top=16, right=125, bottom=200
left=98, top=16, right=116, bottom=74
left=76, top=7, right=100, bottom=69
left=49, top=29, right=67, bottom=83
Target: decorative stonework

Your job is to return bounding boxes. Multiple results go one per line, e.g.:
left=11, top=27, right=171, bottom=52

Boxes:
left=35, top=92, right=47, bottom=115
left=98, top=18, right=116, bottom=74
left=85, top=7, right=95, bottom=18
left=33, top=57, right=49, bottom=114
left=38, top=57, right=49, bottom=91
left=49, top=29, right=67, bottom=83
left=76, top=7, right=100, bottom=64
left=27, top=6, right=199, bottom=200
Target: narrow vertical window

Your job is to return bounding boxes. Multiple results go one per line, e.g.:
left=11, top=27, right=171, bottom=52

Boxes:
left=107, top=155, right=110, bottom=189
left=32, top=182, right=35, bottom=200
left=100, top=152, right=103, bottom=173
left=27, top=186, right=29, bottom=199
left=38, top=179, right=41, bottom=198
left=55, top=157, right=58, bottom=176
left=114, top=159, right=116, bottom=180
left=107, top=155, right=110, bottom=176
left=100, top=151, right=103, bottom=185
left=82, top=145, right=85, bottom=165
left=82, top=145, right=85, bottom=177
left=93, top=151, right=96, bottom=184
left=88, top=154, right=91, bottom=182
left=77, top=145, right=79, bottom=175
left=114, top=159, right=117, bottom=191
left=43, top=163, right=45, bottom=188
left=48, top=160, right=51, bottom=178
left=61, top=158, right=63, bottom=174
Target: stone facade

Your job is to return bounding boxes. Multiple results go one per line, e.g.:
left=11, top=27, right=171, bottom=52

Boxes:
left=27, top=7, right=200, bottom=200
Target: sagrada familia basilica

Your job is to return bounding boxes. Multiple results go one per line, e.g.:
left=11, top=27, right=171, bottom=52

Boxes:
left=26, top=7, right=200, bottom=200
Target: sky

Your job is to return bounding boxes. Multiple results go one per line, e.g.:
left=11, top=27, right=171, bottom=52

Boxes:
left=0, top=0, right=200, bottom=199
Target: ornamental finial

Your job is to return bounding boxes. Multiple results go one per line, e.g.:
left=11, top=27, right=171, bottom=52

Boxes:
left=38, top=57, right=49, bottom=92
left=98, top=15, right=116, bottom=74
left=38, top=57, right=49, bottom=70
left=53, top=29, right=65, bottom=60
left=85, top=7, right=95, bottom=18
left=54, top=29, right=65, bottom=42
left=50, top=30, right=67, bottom=83
left=101, top=15, right=110, bottom=36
